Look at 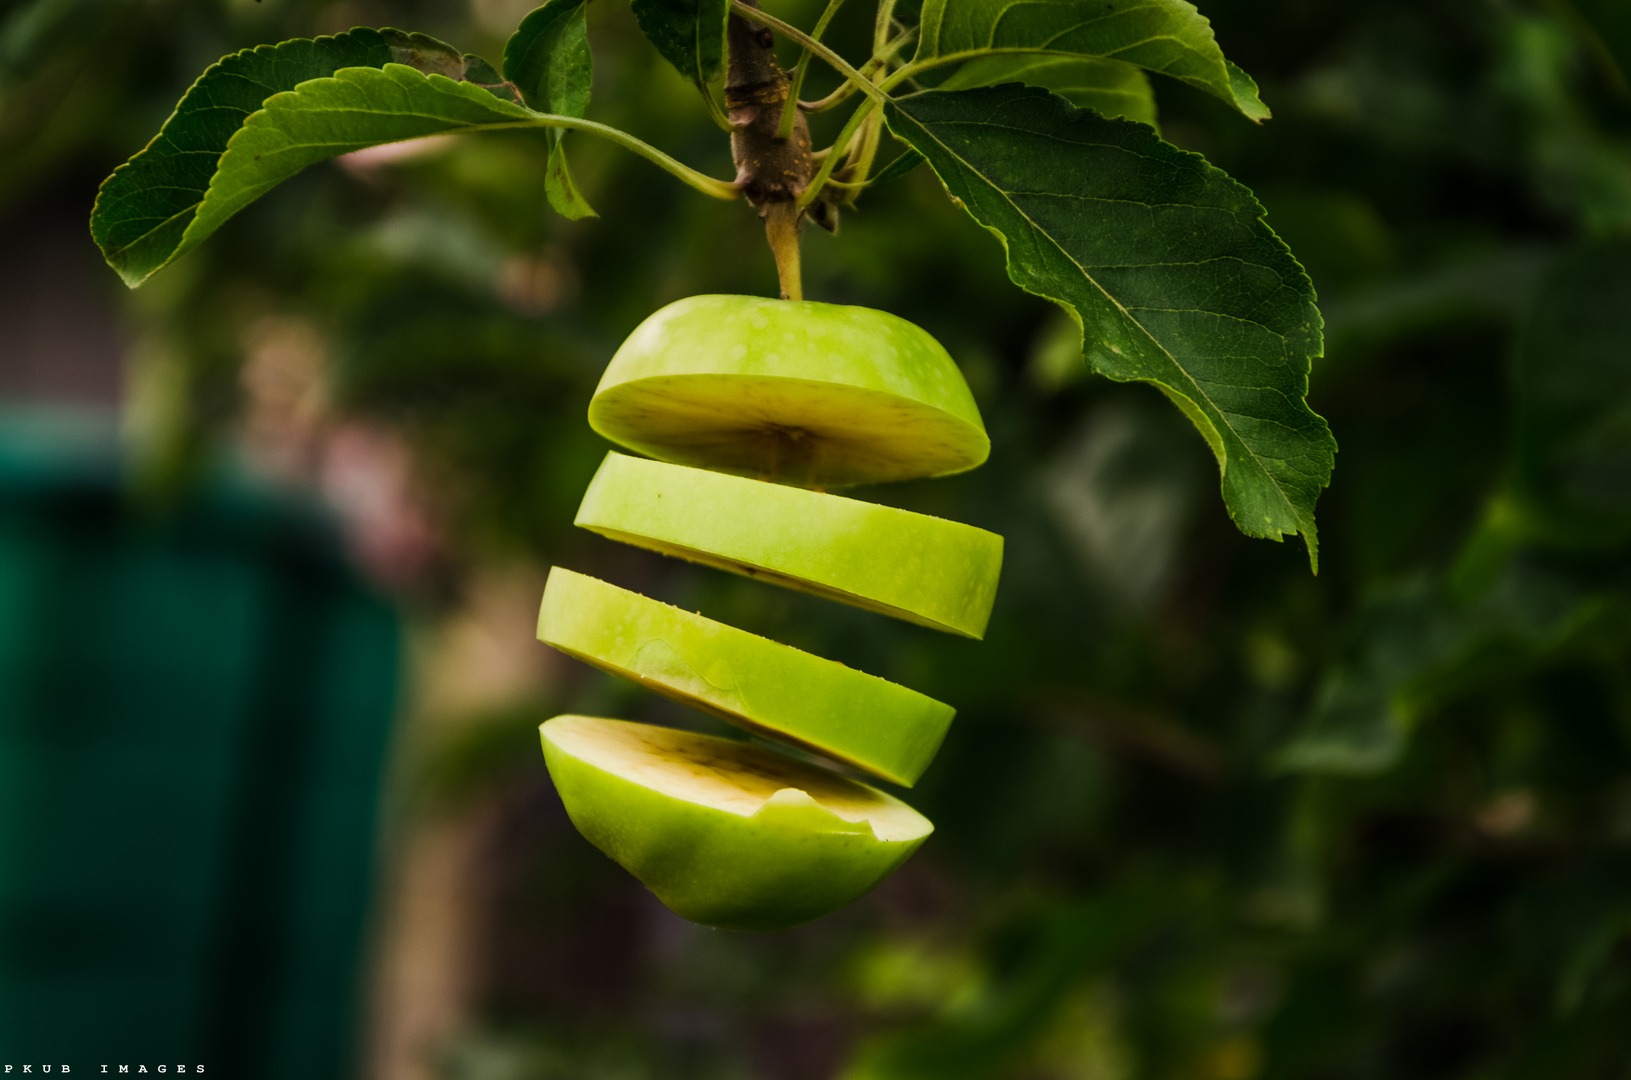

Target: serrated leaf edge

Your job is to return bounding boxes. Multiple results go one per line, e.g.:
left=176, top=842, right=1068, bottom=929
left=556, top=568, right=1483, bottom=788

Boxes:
left=90, top=29, right=394, bottom=286
left=888, top=90, right=1331, bottom=568
left=910, top=0, right=1271, bottom=121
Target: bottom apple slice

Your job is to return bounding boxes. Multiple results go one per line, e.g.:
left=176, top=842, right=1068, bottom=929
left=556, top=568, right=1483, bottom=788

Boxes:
left=540, top=715, right=933, bottom=931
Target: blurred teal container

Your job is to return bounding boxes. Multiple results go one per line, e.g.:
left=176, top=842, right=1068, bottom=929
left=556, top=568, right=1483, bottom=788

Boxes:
left=0, top=412, right=400, bottom=1075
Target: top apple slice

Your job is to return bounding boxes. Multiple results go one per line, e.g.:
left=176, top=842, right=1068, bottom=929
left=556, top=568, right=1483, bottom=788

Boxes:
left=588, top=295, right=990, bottom=488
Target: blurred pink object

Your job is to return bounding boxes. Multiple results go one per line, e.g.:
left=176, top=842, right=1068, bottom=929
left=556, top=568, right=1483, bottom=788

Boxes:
left=321, top=421, right=444, bottom=589
left=338, top=135, right=459, bottom=175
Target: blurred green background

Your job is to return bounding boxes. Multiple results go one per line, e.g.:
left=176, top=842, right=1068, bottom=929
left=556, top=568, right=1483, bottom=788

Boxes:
left=2, top=0, right=1630, bottom=1076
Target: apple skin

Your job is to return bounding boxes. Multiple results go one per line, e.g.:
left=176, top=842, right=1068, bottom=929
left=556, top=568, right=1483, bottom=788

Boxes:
left=540, top=715, right=933, bottom=931
left=587, top=295, right=989, bottom=488
left=531, top=294, right=1003, bottom=930
left=576, top=452, right=1003, bottom=640
left=537, top=566, right=955, bottom=785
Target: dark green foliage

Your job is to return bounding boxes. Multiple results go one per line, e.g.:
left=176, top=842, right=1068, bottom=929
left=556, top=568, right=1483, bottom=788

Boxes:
left=7, top=0, right=1631, bottom=1076
left=502, top=0, right=600, bottom=218
left=629, top=0, right=730, bottom=86
left=1512, top=241, right=1631, bottom=542
left=503, top=0, right=594, bottom=125
left=1565, top=0, right=1631, bottom=88
left=888, top=86, right=1335, bottom=570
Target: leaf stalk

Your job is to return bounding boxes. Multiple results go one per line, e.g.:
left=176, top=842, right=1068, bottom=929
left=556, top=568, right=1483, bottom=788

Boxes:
left=873, top=0, right=898, bottom=55
left=777, top=0, right=850, bottom=140
left=801, top=28, right=915, bottom=113
left=698, top=82, right=738, bottom=132
left=764, top=201, right=803, bottom=300
left=797, top=98, right=877, bottom=208
left=470, top=114, right=742, bottom=200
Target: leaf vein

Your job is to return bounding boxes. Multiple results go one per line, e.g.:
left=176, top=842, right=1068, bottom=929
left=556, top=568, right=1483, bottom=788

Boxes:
left=897, top=99, right=1306, bottom=521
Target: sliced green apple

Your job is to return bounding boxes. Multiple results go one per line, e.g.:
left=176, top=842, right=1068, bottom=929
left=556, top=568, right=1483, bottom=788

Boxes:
left=588, top=295, right=990, bottom=488
left=537, top=567, right=953, bottom=786
left=540, top=715, right=933, bottom=931
left=575, top=452, right=1003, bottom=640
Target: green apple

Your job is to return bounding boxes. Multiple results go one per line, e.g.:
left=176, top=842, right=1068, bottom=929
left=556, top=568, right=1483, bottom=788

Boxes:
left=575, top=452, right=1003, bottom=640
left=537, top=567, right=954, bottom=785
left=533, top=294, right=1004, bottom=930
left=540, top=714, right=933, bottom=931
left=587, top=295, right=989, bottom=488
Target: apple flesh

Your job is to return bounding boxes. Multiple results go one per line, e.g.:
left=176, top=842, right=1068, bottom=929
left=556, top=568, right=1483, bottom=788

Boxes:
left=575, top=452, right=1004, bottom=640
left=537, top=567, right=955, bottom=785
left=531, top=295, right=1006, bottom=930
left=540, top=714, right=933, bottom=931
left=587, top=295, right=989, bottom=488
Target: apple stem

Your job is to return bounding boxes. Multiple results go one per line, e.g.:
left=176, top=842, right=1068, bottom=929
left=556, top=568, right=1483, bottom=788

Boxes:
left=765, top=202, right=803, bottom=301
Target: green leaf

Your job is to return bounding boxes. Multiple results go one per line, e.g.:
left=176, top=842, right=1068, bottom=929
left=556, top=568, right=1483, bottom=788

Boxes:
left=886, top=85, right=1332, bottom=568
left=89, top=29, right=529, bottom=287
left=94, top=61, right=535, bottom=287
left=546, top=139, right=599, bottom=218
left=937, top=54, right=1157, bottom=128
left=91, top=29, right=390, bottom=287
left=912, top=0, right=1268, bottom=121
left=460, top=52, right=515, bottom=92
left=384, top=28, right=478, bottom=78
left=505, top=0, right=596, bottom=219
left=503, top=0, right=593, bottom=122
left=630, top=0, right=729, bottom=85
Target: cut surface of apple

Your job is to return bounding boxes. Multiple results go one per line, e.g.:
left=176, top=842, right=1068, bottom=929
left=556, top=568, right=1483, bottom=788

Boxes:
left=588, top=295, right=989, bottom=488
left=537, top=567, right=954, bottom=785
left=540, top=715, right=933, bottom=931
left=575, top=452, right=1003, bottom=640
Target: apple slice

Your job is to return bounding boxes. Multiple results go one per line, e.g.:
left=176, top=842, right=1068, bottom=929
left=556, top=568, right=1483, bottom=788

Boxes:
left=587, top=295, right=989, bottom=488
left=575, top=452, right=1003, bottom=640
left=540, top=715, right=933, bottom=931
left=537, top=567, right=954, bottom=786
